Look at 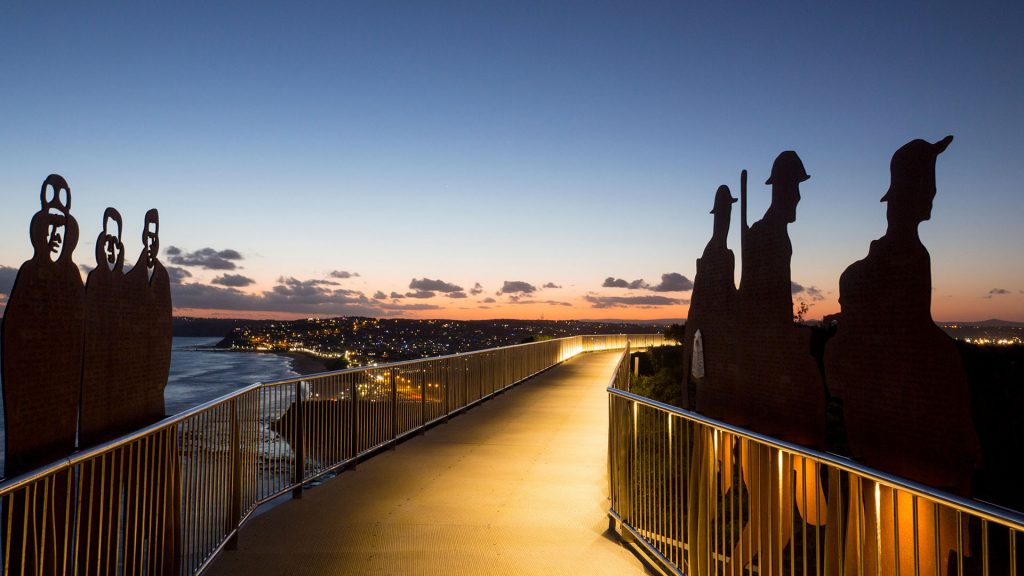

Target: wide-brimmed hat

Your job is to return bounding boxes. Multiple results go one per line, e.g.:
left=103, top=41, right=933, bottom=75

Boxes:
left=710, top=185, right=737, bottom=214
left=881, top=135, right=953, bottom=202
left=765, top=151, right=810, bottom=185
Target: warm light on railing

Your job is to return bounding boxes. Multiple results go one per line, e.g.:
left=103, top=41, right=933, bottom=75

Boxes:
left=607, top=347, right=1024, bottom=576
left=0, top=333, right=664, bottom=575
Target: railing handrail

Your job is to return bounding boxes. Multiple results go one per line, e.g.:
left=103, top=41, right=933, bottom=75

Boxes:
left=608, top=385, right=1024, bottom=532
left=0, top=333, right=663, bottom=494
left=246, top=333, right=612, bottom=386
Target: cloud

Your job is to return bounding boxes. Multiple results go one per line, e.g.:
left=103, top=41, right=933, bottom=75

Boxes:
left=481, top=297, right=496, bottom=304
left=372, top=290, right=387, bottom=300
left=585, top=294, right=684, bottom=309
left=375, top=302, right=441, bottom=311
left=542, top=282, right=562, bottom=289
left=509, top=299, right=572, bottom=307
left=172, top=279, right=370, bottom=314
left=211, top=273, right=255, bottom=287
left=409, top=278, right=463, bottom=293
left=469, top=282, right=484, bottom=295
left=649, top=273, right=693, bottom=292
left=405, top=290, right=436, bottom=299
left=390, top=291, right=406, bottom=299
left=167, top=247, right=244, bottom=270
left=0, top=265, right=17, bottom=296
left=985, top=288, right=1011, bottom=299
left=805, top=286, right=825, bottom=301
left=166, top=266, right=192, bottom=284
left=277, top=276, right=337, bottom=287
left=329, top=270, right=360, bottom=279
left=791, top=282, right=805, bottom=294
left=499, top=280, right=537, bottom=294
left=447, top=291, right=468, bottom=299
left=602, top=277, right=648, bottom=290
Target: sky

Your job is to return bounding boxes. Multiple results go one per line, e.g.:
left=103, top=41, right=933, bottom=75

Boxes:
left=1, top=2, right=1022, bottom=322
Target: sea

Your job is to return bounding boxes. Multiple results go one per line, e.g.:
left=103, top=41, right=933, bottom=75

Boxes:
left=0, top=336, right=299, bottom=476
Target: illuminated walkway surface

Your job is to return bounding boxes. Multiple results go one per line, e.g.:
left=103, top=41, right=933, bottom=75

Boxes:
left=207, top=351, right=647, bottom=576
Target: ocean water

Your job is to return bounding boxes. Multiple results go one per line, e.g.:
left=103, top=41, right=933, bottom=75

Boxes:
left=164, top=337, right=299, bottom=415
left=0, top=336, right=298, bottom=476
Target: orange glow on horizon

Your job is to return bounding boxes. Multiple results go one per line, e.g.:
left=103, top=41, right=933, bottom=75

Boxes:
left=170, top=292, right=1024, bottom=323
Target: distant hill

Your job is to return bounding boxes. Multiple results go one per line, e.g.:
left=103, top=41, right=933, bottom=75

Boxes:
left=939, top=319, right=1024, bottom=328
left=173, top=317, right=278, bottom=338
left=590, top=318, right=685, bottom=325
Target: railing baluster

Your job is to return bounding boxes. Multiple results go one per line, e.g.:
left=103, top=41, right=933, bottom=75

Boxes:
left=226, top=399, right=240, bottom=550
left=292, top=382, right=304, bottom=499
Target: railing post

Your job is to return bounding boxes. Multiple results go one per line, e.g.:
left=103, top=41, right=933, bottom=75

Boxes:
left=227, top=398, right=241, bottom=549
left=443, top=359, right=450, bottom=423
left=350, top=377, right=358, bottom=470
left=419, top=366, right=426, bottom=434
left=390, top=367, right=398, bottom=449
left=292, top=381, right=305, bottom=499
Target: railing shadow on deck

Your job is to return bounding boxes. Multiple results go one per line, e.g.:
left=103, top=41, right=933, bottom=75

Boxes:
left=606, top=348, right=1024, bottom=576
left=0, top=333, right=664, bottom=575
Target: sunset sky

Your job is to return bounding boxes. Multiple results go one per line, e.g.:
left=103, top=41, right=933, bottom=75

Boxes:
left=1, top=3, right=1022, bottom=322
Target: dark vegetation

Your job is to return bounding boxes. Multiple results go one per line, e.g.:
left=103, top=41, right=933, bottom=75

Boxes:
left=662, top=323, right=685, bottom=343
left=958, top=341, right=1024, bottom=511
left=323, top=357, right=350, bottom=371
left=519, top=335, right=554, bottom=344
left=629, top=344, right=685, bottom=407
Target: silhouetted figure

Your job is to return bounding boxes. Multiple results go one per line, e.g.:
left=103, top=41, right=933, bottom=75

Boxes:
left=684, top=185, right=740, bottom=419
left=80, top=208, right=135, bottom=446
left=730, top=153, right=828, bottom=574
left=681, top=186, right=743, bottom=573
left=77, top=208, right=132, bottom=573
left=825, top=136, right=979, bottom=576
left=1, top=175, right=84, bottom=472
left=123, top=208, right=179, bottom=575
left=125, top=208, right=172, bottom=422
left=736, top=151, right=825, bottom=446
left=0, top=174, right=83, bottom=574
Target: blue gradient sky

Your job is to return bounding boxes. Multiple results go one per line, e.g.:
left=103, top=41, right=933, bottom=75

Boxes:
left=1, top=2, right=1022, bottom=321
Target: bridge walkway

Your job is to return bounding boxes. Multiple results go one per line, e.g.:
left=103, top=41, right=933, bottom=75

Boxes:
left=207, top=351, right=648, bottom=575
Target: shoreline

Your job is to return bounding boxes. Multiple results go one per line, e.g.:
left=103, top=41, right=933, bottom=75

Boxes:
left=190, top=346, right=329, bottom=376
left=280, top=352, right=329, bottom=376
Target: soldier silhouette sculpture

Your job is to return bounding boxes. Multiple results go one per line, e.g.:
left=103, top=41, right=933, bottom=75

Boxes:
left=825, top=136, right=980, bottom=576
left=80, top=208, right=133, bottom=447
left=683, top=184, right=742, bottom=575
left=729, top=153, right=828, bottom=574
left=77, top=208, right=134, bottom=573
left=125, top=208, right=173, bottom=423
left=0, top=175, right=84, bottom=575
left=735, top=151, right=826, bottom=445
left=123, top=208, right=179, bottom=575
left=1, top=175, right=85, bottom=475
left=684, top=185, right=740, bottom=419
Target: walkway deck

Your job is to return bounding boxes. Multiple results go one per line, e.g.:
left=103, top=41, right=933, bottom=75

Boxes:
left=207, top=351, right=647, bottom=575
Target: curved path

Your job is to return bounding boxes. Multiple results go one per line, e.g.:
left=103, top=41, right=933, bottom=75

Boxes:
left=208, top=351, right=648, bottom=575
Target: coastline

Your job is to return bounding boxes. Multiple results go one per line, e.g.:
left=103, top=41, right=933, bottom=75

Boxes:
left=188, top=346, right=330, bottom=376
left=281, top=352, right=329, bottom=376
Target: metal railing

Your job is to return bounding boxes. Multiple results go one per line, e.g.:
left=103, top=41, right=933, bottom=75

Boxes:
left=607, top=348, right=1024, bottom=576
left=0, top=333, right=664, bottom=575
